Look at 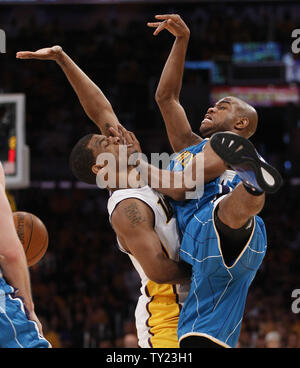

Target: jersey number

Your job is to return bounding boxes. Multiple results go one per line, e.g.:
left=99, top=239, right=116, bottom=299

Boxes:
left=157, top=197, right=173, bottom=223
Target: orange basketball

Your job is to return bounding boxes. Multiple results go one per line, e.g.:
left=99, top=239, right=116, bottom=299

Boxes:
left=13, top=211, right=49, bottom=267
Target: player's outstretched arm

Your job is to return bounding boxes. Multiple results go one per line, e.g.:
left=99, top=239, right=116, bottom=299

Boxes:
left=137, top=141, right=227, bottom=201
left=16, top=46, right=119, bottom=136
left=111, top=198, right=191, bottom=284
left=110, top=126, right=227, bottom=201
left=0, top=164, right=43, bottom=335
left=148, top=15, right=202, bottom=152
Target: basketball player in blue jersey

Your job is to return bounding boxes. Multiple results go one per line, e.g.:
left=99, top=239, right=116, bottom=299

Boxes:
left=132, top=14, right=283, bottom=348
left=0, top=162, right=50, bottom=348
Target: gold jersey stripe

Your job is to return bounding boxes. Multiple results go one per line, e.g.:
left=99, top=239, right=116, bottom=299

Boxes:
left=145, top=280, right=181, bottom=348
left=173, top=151, right=194, bottom=169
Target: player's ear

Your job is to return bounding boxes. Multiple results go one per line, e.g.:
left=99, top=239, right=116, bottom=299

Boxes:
left=235, top=117, right=249, bottom=132
left=92, top=164, right=103, bottom=175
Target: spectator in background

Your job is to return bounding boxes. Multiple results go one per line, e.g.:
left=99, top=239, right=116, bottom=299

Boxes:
left=286, top=331, right=300, bottom=348
left=265, top=331, right=282, bottom=348
left=41, top=316, right=62, bottom=348
left=123, top=334, right=139, bottom=348
left=254, top=333, right=266, bottom=348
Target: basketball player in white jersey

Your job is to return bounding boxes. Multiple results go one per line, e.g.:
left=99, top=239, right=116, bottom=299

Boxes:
left=106, top=157, right=190, bottom=348
left=16, top=46, right=191, bottom=348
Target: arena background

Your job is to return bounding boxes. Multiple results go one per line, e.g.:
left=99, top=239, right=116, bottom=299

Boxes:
left=0, top=0, right=300, bottom=348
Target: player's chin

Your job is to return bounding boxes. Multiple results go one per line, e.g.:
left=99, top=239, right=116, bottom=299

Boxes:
left=199, top=124, right=214, bottom=138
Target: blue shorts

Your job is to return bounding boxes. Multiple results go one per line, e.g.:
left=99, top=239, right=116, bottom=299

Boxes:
left=0, top=278, right=51, bottom=348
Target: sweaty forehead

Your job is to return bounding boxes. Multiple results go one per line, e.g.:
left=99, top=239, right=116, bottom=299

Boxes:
left=217, top=97, right=246, bottom=112
left=216, top=97, right=237, bottom=106
left=88, top=134, right=106, bottom=149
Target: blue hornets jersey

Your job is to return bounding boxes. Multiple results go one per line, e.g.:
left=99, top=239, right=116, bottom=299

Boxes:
left=0, top=275, right=51, bottom=348
left=168, top=139, right=241, bottom=236
left=177, top=198, right=267, bottom=347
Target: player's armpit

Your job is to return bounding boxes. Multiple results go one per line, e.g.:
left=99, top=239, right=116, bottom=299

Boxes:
left=111, top=198, right=190, bottom=284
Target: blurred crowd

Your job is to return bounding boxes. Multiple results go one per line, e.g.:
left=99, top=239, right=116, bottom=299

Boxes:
left=0, top=2, right=299, bottom=347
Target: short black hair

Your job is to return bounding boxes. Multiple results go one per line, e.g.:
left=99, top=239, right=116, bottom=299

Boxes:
left=69, top=134, right=97, bottom=185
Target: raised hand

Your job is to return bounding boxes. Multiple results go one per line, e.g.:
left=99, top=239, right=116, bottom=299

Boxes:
left=16, top=45, right=63, bottom=61
left=109, top=125, right=142, bottom=154
left=147, top=14, right=190, bottom=38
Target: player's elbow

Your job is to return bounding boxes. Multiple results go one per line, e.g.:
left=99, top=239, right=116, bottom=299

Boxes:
left=0, top=247, right=21, bottom=265
left=147, top=272, right=172, bottom=284
left=155, top=90, right=178, bottom=106
left=145, top=267, right=171, bottom=284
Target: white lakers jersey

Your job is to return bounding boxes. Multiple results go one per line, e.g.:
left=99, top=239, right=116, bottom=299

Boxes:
left=107, top=185, right=189, bottom=348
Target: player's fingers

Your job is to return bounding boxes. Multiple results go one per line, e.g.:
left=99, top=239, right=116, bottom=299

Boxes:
left=16, top=51, right=36, bottom=59
left=165, top=19, right=182, bottom=31
left=109, top=126, right=122, bottom=139
left=155, top=14, right=181, bottom=21
left=129, top=132, right=141, bottom=149
left=117, top=125, right=133, bottom=144
left=117, top=124, right=127, bottom=136
left=153, top=20, right=168, bottom=36
left=125, top=131, right=134, bottom=145
left=116, top=122, right=126, bottom=135
left=110, top=127, right=126, bottom=145
left=125, top=131, right=135, bottom=145
left=118, top=124, right=132, bottom=137
left=147, top=22, right=161, bottom=28
left=129, top=132, right=138, bottom=141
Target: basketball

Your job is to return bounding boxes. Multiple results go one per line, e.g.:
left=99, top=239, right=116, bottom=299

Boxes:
left=12, top=211, right=48, bottom=267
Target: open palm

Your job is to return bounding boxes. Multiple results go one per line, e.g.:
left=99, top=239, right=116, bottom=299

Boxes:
left=16, top=45, right=62, bottom=61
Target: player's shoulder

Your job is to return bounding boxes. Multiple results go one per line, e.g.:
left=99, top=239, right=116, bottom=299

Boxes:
left=179, top=138, right=209, bottom=155
left=109, top=185, right=154, bottom=199
left=108, top=185, right=157, bottom=211
left=110, top=196, right=154, bottom=234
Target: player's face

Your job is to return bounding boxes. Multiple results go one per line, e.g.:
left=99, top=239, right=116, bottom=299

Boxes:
left=89, top=134, right=121, bottom=158
left=89, top=133, right=134, bottom=171
left=90, top=134, right=137, bottom=189
left=199, top=97, right=238, bottom=138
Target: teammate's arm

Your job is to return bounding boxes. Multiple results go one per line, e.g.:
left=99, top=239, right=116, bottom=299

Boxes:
left=0, top=163, right=43, bottom=334
left=148, top=15, right=202, bottom=152
left=16, top=46, right=119, bottom=137
left=111, top=198, right=191, bottom=284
